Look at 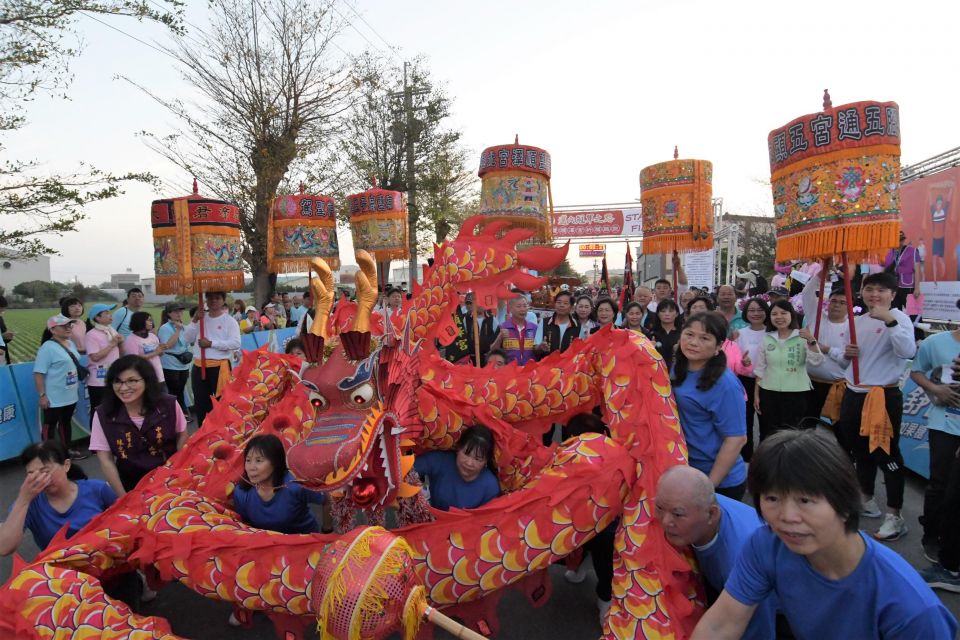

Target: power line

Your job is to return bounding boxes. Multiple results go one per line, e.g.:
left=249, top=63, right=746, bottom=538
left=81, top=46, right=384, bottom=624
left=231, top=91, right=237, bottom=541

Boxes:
left=80, top=11, right=179, bottom=61
left=339, top=0, right=404, bottom=62
left=327, top=1, right=390, bottom=58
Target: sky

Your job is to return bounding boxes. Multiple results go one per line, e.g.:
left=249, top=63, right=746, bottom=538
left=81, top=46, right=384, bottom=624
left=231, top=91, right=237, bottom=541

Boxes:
left=5, top=0, right=960, bottom=285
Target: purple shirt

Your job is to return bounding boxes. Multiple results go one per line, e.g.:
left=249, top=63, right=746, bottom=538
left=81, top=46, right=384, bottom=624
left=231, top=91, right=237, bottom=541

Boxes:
left=884, top=245, right=920, bottom=288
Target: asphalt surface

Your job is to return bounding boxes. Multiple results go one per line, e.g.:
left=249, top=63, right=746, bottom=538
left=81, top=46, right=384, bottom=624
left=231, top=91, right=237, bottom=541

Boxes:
left=1, top=421, right=958, bottom=639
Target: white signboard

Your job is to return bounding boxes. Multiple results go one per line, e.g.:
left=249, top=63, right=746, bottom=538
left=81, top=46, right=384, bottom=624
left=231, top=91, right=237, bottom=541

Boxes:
left=919, top=281, right=960, bottom=321
left=684, top=250, right=715, bottom=291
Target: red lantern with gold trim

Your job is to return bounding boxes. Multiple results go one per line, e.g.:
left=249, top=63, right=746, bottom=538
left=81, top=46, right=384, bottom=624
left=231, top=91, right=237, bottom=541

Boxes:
left=347, top=180, right=410, bottom=264
left=151, top=180, right=244, bottom=295
left=639, top=147, right=713, bottom=255
left=268, top=184, right=340, bottom=272
left=478, top=136, right=553, bottom=241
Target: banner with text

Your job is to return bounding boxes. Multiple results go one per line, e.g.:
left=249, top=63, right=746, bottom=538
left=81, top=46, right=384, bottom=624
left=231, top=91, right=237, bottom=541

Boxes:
left=683, top=250, right=716, bottom=291
left=552, top=208, right=643, bottom=238
left=578, top=243, right=607, bottom=257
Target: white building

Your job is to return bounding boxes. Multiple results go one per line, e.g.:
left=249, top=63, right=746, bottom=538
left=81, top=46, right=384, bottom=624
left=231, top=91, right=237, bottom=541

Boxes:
left=0, top=249, right=52, bottom=292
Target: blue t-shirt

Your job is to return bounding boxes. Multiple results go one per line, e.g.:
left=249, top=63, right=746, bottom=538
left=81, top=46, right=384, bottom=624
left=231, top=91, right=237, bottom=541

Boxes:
left=33, top=340, right=81, bottom=408
left=726, top=527, right=958, bottom=640
left=692, top=495, right=773, bottom=640
left=287, top=305, right=307, bottom=325
left=232, top=472, right=324, bottom=534
left=413, top=451, right=500, bottom=511
left=18, top=479, right=117, bottom=550
left=157, top=322, right=191, bottom=371
left=911, top=331, right=960, bottom=436
left=111, top=306, right=136, bottom=338
left=672, top=368, right=747, bottom=488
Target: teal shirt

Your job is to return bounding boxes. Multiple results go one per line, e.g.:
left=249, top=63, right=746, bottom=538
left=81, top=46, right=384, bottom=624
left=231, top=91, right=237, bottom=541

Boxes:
left=728, top=316, right=748, bottom=337
left=911, top=332, right=960, bottom=436
left=33, top=340, right=81, bottom=407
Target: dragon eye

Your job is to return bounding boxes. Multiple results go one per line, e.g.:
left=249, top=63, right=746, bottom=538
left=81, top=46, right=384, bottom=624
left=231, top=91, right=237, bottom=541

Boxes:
left=346, top=382, right=375, bottom=407
left=309, top=391, right=328, bottom=411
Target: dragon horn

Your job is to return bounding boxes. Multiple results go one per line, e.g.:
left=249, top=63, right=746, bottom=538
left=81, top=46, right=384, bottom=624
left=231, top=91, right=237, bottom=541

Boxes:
left=308, top=258, right=334, bottom=339
left=353, top=250, right=378, bottom=333
left=518, top=241, right=570, bottom=272
left=499, top=227, right=536, bottom=247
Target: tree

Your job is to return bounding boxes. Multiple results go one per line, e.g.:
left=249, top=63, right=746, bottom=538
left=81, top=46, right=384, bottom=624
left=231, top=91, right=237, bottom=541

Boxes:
left=12, top=279, right=69, bottom=302
left=340, top=56, right=478, bottom=267
left=545, top=259, right=580, bottom=280
left=0, top=1, right=182, bottom=258
left=130, top=0, right=351, bottom=306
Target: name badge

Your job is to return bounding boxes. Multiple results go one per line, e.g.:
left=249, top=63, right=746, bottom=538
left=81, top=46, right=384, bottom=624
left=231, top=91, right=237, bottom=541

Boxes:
left=96, top=366, right=106, bottom=380
left=143, top=344, right=156, bottom=354
left=65, top=372, right=78, bottom=387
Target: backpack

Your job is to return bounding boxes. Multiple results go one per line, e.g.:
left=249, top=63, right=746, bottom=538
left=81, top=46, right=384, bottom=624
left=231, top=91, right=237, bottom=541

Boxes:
left=753, top=272, right=769, bottom=294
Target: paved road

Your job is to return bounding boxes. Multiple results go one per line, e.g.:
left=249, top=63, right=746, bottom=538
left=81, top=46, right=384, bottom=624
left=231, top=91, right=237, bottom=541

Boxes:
left=1, top=444, right=957, bottom=639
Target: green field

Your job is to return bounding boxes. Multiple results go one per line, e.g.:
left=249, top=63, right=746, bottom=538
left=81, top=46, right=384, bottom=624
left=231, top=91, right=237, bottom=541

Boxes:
left=2, top=305, right=167, bottom=364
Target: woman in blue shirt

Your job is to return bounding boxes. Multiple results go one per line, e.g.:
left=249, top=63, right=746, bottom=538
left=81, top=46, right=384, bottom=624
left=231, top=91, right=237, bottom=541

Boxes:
left=0, top=440, right=117, bottom=555
left=414, top=424, right=500, bottom=511
left=228, top=434, right=325, bottom=626
left=157, top=303, right=190, bottom=412
left=33, top=314, right=85, bottom=459
left=672, top=312, right=748, bottom=500
left=692, top=429, right=958, bottom=640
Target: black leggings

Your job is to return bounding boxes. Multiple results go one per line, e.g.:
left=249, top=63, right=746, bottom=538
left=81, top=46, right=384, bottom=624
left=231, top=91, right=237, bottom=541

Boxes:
left=88, top=386, right=106, bottom=426
left=585, top=520, right=617, bottom=602
left=924, top=430, right=960, bottom=545
left=758, top=388, right=808, bottom=442
left=163, top=368, right=190, bottom=411
left=738, top=376, right=757, bottom=462
left=191, top=365, right=224, bottom=426
left=838, top=388, right=904, bottom=509
left=43, top=403, right=77, bottom=447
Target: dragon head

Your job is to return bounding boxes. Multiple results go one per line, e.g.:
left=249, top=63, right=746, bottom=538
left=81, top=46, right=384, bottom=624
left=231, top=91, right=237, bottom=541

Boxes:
left=286, top=252, right=415, bottom=510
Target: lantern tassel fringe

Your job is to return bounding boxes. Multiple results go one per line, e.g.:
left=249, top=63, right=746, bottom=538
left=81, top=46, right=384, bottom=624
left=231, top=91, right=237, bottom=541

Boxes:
left=776, top=220, right=900, bottom=263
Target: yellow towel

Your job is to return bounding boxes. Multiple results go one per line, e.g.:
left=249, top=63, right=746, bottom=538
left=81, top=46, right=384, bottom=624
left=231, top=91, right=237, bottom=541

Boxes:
left=860, top=386, right=893, bottom=455
left=193, top=357, right=232, bottom=398
left=820, top=379, right=847, bottom=423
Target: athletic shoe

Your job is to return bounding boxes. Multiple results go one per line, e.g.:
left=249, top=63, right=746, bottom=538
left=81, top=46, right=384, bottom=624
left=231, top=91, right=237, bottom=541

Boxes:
left=141, top=586, right=158, bottom=602
left=922, top=538, right=941, bottom=564
left=597, top=597, right=611, bottom=626
left=861, top=497, right=881, bottom=519
left=564, top=562, right=588, bottom=584
left=874, top=514, right=907, bottom=541
left=68, top=449, right=89, bottom=460
left=920, top=564, right=960, bottom=593
left=228, top=612, right=242, bottom=627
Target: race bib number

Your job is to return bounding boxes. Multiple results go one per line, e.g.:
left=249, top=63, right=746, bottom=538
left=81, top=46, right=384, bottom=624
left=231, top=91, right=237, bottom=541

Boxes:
left=96, top=366, right=106, bottom=380
left=65, top=371, right=78, bottom=387
left=142, top=344, right=157, bottom=354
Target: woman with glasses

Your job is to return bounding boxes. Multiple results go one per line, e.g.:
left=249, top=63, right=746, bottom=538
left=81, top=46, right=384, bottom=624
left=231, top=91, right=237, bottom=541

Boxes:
left=89, top=355, right=188, bottom=496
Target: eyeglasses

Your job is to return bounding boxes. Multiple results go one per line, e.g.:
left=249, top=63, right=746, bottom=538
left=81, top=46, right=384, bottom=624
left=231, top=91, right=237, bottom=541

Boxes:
left=112, top=377, right=144, bottom=388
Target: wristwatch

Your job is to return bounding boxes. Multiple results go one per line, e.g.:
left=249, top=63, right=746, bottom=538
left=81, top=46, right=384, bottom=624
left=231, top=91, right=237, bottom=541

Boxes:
left=884, top=319, right=898, bottom=328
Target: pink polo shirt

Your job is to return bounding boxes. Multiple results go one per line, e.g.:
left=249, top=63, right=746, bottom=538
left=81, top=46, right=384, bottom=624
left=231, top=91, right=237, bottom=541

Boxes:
left=84, top=328, right=120, bottom=387
left=122, top=333, right=165, bottom=382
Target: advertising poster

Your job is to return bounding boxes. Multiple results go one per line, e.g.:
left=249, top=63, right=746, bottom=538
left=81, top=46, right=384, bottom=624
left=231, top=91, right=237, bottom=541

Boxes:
left=901, top=166, right=960, bottom=320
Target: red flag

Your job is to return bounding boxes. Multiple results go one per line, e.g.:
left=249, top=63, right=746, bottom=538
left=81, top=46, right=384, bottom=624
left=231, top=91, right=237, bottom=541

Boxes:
left=620, top=244, right=635, bottom=309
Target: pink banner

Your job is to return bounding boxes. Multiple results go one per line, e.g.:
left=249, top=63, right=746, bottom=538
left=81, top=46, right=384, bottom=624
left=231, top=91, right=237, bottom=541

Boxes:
left=552, top=209, right=635, bottom=238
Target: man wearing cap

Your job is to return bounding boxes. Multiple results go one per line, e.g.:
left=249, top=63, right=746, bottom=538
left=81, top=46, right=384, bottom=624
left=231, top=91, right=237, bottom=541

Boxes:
left=111, top=287, right=145, bottom=338
left=183, top=291, right=241, bottom=426
left=34, top=314, right=87, bottom=459
left=158, top=302, right=191, bottom=412
left=84, top=303, right=124, bottom=417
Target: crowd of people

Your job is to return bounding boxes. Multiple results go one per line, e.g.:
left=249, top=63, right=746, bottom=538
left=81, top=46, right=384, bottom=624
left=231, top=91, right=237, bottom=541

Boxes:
left=2, top=253, right=959, bottom=636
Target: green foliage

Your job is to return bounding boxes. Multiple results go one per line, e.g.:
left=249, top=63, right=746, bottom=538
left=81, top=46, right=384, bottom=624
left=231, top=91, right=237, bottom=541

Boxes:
left=132, top=0, right=350, bottom=306
left=545, top=258, right=580, bottom=279
left=11, top=279, right=69, bottom=301
left=0, top=0, right=182, bottom=258
left=340, top=55, right=478, bottom=253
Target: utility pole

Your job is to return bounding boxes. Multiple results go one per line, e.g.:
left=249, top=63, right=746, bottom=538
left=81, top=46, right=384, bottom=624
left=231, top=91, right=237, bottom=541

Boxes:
left=390, top=62, right=429, bottom=284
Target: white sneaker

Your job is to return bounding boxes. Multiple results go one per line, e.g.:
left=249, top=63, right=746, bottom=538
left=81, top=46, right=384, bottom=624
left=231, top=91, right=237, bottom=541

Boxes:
left=227, top=612, right=242, bottom=627
left=861, top=497, right=882, bottom=519
left=564, top=562, right=588, bottom=584
left=597, top=597, right=611, bottom=626
left=874, top=513, right=907, bottom=541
